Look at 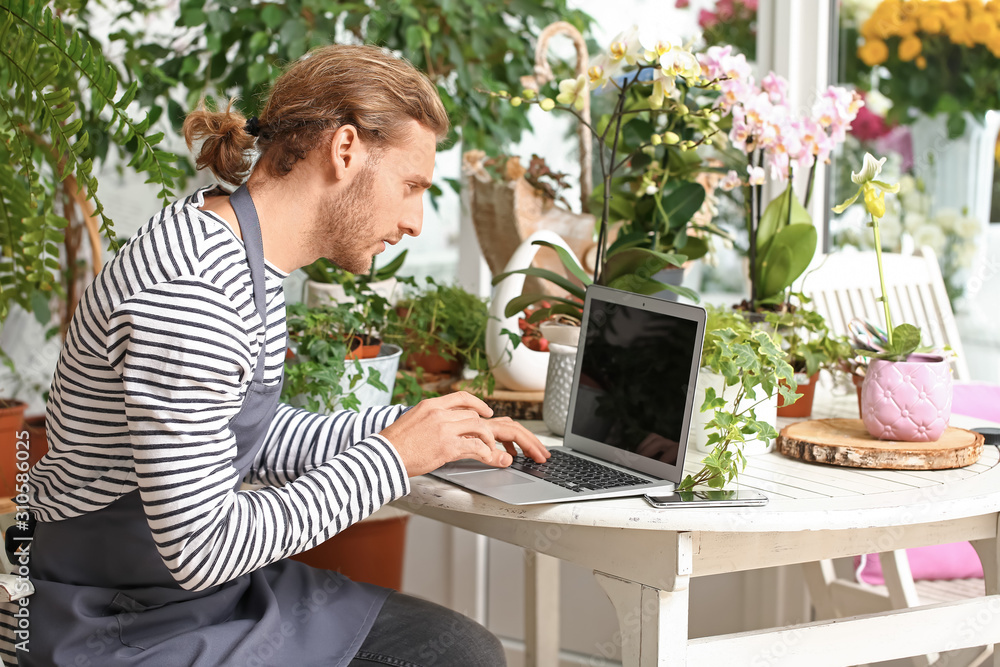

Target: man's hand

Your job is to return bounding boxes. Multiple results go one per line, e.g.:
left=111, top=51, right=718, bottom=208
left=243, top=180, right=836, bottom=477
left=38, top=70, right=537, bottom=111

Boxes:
left=379, top=391, right=550, bottom=477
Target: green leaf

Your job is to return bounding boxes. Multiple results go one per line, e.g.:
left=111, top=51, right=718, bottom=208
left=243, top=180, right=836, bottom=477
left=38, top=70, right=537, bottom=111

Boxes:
left=601, top=247, right=684, bottom=286
left=492, top=267, right=586, bottom=301
left=659, top=181, right=706, bottom=231
left=531, top=240, right=590, bottom=286
left=757, top=184, right=812, bottom=256
left=261, top=4, right=285, bottom=29
left=756, top=224, right=817, bottom=300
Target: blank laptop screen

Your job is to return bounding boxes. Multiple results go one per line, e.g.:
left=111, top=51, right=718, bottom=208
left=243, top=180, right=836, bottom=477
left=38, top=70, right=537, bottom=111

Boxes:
left=570, top=298, right=700, bottom=467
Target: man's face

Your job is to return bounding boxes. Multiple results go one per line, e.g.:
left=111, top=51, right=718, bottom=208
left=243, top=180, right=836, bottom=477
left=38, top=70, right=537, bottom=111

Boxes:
left=315, top=121, right=436, bottom=274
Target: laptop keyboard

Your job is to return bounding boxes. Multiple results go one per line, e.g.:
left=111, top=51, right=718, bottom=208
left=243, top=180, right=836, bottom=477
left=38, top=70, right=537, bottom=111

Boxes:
left=509, top=449, right=649, bottom=493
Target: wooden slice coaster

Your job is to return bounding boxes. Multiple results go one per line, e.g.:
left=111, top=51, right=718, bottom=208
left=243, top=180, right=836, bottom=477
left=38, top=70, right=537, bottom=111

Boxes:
left=777, top=419, right=984, bottom=470
left=451, top=381, right=545, bottom=421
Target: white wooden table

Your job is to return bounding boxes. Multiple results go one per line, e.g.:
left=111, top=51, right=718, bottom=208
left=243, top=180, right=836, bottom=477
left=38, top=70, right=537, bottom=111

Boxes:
left=395, top=395, right=1000, bottom=666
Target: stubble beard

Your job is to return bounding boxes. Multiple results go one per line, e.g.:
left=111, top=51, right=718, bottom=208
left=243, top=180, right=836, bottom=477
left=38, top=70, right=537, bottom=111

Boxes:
left=309, top=163, right=379, bottom=274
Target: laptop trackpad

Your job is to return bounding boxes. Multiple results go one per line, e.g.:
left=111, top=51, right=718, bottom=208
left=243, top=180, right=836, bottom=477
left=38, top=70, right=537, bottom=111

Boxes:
left=453, top=469, right=536, bottom=487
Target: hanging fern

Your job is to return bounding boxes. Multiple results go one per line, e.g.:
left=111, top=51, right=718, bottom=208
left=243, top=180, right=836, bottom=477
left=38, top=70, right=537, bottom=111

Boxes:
left=0, top=0, right=182, bottom=323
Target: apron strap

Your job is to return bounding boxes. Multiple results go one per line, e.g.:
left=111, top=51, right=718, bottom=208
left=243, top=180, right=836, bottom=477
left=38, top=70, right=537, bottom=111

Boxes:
left=229, top=184, right=269, bottom=385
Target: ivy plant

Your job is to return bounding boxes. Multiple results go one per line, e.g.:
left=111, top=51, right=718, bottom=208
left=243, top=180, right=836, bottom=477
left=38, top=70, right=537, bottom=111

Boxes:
left=109, top=0, right=593, bottom=154
left=0, top=0, right=181, bottom=327
left=678, top=307, right=797, bottom=492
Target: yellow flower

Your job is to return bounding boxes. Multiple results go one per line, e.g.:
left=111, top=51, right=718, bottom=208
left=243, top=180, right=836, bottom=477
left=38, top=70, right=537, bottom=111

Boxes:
left=970, top=14, right=996, bottom=43
left=858, top=39, right=890, bottom=66
left=919, top=11, right=946, bottom=34
left=916, top=55, right=928, bottom=69
left=898, top=35, right=923, bottom=61
left=897, top=19, right=919, bottom=37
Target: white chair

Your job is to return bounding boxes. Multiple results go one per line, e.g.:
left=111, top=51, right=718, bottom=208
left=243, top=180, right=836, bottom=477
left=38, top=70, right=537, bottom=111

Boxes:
left=801, top=246, right=969, bottom=380
left=799, top=246, right=986, bottom=667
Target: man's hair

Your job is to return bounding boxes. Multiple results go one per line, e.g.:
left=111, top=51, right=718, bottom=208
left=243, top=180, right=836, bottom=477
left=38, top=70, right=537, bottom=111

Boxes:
left=182, top=44, right=449, bottom=184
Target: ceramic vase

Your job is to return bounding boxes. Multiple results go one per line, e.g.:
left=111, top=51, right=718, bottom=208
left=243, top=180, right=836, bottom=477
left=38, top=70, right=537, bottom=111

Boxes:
left=486, top=230, right=584, bottom=392
left=860, top=354, right=953, bottom=442
left=542, top=343, right=578, bottom=436
left=689, top=369, right=777, bottom=456
left=910, top=110, right=1000, bottom=229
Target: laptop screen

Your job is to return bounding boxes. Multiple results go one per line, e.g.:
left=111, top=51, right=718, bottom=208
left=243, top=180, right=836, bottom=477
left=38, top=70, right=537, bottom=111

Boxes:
left=566, top=287, right=705, bottom=478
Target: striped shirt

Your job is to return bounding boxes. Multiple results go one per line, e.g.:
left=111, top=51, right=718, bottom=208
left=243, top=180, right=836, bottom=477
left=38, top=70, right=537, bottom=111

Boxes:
left=28, top=187, right=411, bottom=591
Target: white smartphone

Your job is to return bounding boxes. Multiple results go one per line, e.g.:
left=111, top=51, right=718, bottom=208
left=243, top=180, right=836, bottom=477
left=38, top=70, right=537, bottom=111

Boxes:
left=644, top=488, right=768, bottom=508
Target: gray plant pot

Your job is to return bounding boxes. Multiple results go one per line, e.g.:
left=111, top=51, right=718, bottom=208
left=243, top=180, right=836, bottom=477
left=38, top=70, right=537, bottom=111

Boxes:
left=652, top=267, right=685, bottom=301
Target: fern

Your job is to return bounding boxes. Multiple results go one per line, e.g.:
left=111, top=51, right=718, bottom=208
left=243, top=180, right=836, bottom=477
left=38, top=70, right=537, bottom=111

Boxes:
left=0, top=0, right=183, bottom=322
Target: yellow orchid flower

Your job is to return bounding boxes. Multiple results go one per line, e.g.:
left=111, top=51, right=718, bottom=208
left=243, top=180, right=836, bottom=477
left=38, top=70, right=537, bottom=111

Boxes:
left=831, top=153, right=900, bottom=219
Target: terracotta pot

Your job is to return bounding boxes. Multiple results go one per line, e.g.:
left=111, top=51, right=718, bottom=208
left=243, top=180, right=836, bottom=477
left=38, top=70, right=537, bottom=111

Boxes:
left=861, top=354, right=953, bottom=442
left=346, top=336, right=383, bottom=361
left=291, top=514, right=410, bottom=590
left=777, top=372, right=820, bottom=418
left=852, top=373, right=865, bottom=417
left=0, top=400, right=28, bottom=498
left=405, top=351, right=461, bottom=375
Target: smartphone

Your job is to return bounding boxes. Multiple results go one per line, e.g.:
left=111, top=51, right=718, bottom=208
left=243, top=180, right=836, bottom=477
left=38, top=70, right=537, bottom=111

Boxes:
left=644, top=488, right=768, bottom=508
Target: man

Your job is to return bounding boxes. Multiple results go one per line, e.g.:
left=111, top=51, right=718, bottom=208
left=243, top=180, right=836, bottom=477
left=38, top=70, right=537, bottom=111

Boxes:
left=23, top=44, right=548, bottom=666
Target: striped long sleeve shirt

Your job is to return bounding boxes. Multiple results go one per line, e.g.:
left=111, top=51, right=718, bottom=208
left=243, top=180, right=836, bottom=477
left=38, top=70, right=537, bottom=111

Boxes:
left=28, top=187, right=410, bottom=591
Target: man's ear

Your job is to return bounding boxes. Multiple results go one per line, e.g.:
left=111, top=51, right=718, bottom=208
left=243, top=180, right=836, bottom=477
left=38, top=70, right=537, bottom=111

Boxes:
left=329, top=124, right=362, bottom=180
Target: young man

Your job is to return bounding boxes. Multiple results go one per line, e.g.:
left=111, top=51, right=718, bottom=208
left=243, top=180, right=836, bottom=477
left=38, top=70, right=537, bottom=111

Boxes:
left=22, top=44, right=548, bottom=666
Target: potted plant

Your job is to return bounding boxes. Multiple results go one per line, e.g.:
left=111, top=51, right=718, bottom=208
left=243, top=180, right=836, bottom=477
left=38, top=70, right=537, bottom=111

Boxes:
left=282, top=289, right=402, bottom=414
left=385, top=278, right=495, bottom=397
left=833, top=152, right=952, bottom=442
left=765, top=301, right=853, bottom=418
left=302, top=251, right=408, bottom=309
left=681, top=306, right=797, bottom=491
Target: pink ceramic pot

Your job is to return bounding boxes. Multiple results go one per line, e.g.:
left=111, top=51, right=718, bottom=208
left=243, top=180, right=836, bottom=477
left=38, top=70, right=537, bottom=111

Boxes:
left=861, top=354, right=953, bottom=441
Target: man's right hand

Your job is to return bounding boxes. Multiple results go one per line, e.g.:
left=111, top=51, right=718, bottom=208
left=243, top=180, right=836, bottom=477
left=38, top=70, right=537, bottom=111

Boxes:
left=379, top=391, right=550, bottom=478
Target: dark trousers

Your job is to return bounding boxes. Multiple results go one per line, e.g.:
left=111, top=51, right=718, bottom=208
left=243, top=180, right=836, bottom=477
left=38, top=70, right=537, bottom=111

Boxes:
left=350, top=592, right=506, bottom=666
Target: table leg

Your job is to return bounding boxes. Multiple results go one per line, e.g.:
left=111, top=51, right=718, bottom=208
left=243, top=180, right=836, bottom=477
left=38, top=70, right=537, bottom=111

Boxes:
left=524, top=550, right=560, bottom=667
left=972, top=518, right=1000, bottom=667
left=594, top=533, right=693, bottom=666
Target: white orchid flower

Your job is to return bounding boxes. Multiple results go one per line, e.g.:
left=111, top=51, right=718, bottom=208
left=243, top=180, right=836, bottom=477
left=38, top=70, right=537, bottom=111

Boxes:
left=607, top=26, right=643, bottom=66
left=833, top=152, right=900, bottom=218
left=556, top=74, right=589, bottom=111
left=660, top=48, right=700, bottom=81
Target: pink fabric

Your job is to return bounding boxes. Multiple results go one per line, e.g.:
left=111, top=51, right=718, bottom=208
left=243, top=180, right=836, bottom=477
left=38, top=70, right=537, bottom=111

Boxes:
left=952, top=382, right=1000, bottom=422
left=855, top=543, right=984, bottom=585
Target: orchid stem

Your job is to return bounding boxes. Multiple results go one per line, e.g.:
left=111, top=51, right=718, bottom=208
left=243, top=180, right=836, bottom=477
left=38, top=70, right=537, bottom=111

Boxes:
left=870, top=213, right=894, bottom=346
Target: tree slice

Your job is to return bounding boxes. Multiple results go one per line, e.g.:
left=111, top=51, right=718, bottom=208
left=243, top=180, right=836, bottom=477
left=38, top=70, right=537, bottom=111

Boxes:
left=777, top=419, right=984, bottom=470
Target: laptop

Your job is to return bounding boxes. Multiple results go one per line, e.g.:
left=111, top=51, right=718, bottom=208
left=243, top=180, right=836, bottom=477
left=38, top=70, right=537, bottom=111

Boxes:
left=430, top=284, right=707, bottom=505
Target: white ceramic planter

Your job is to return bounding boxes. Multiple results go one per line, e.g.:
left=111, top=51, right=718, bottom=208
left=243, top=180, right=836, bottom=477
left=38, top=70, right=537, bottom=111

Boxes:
left=542, top=343, right=578, bottom=436
left=539, top=322, right=581, bottom=347
left=688, top=368, right=777, bottom=457
left=486, top=231, right=584, bottom=392
left=910, top=110, right=1000, bottom=228
left=303, top=278, right=401, bottom=308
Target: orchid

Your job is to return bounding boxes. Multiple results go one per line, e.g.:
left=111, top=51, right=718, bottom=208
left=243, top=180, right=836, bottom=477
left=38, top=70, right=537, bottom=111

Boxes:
left=556, top=74, right=589, bottom=111
left=832, top=152, right=916, bottom=355
left=700, top=46, right=863, bottom=308
left=492, top=24, right=727, bottom=294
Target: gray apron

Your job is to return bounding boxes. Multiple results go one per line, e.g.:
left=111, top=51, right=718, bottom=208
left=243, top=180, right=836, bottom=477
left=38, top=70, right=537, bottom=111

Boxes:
left=24, top=185, right=390, bottom=666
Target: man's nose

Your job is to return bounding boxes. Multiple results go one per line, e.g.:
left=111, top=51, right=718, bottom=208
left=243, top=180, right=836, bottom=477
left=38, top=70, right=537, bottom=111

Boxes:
left=400, top=200, right=423, bottom=237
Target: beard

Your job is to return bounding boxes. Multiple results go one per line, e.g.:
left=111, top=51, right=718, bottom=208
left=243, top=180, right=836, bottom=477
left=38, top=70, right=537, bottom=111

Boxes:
left=308, top=162, right=380, bottom=274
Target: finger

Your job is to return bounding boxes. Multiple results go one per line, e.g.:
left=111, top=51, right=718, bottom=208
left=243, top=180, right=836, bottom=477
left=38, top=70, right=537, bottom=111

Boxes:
left=457, top=433, right=511, bottom=468
left=486, top=419, right=549, bottom=462
left=439, top=391, right=494, bottom=418
left=500, top=440, right=518, bottom=460
left=437, top=408, right=484, bottom=423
